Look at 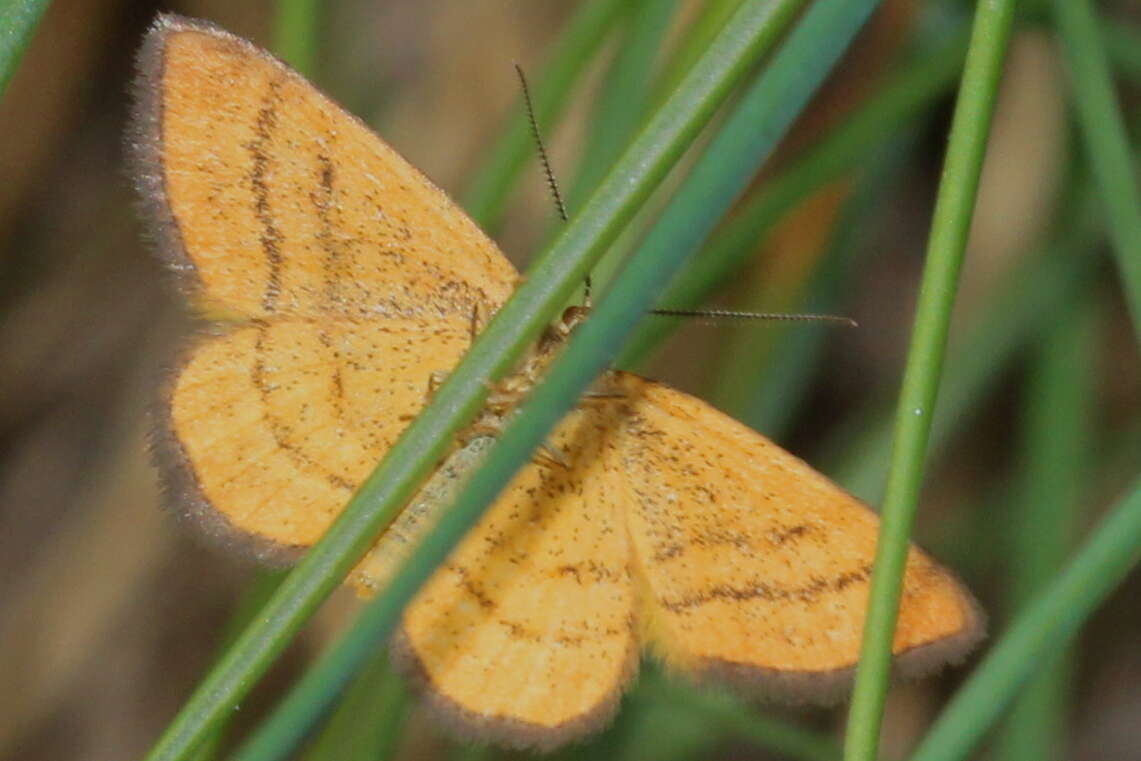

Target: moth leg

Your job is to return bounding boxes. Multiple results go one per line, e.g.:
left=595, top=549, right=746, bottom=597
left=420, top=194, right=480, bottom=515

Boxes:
left=398, top=370, right=451, bottom=422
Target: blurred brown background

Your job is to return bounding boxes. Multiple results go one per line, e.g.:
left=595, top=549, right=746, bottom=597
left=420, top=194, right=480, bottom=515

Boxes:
left=0, top=1, right=1137, bottom=760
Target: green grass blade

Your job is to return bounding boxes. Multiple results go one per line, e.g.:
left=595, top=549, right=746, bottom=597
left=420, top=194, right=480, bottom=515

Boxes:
left=618, top=27, right=970, bottom=369
left=654, top=0, right=748, bottom=102
left=1052, top=0, right=1141, bottom=340
left=0, top=0, right=51, bottom=97
left=273, top=0, right=321, bottom=76
left=731, top=141, right=909, bottom=436
left=607, top=667, right=840, bottom=761
left=227, top=3, right=871, bottom=759
left=595, top=672, right=722, bottom=761
left=1102, top=19, right=1141, bottom=82
left=298, top=651, right=407, bottom=761
left=824, top=179, right=1100, bottom=502
left=187, top=572, right=286, bottom=761
left=141, top=5, right=806, bottom=761
left=562, top=0, right=680, bottom=297
left=841, top=0, right=1018, bottom=758
left=993, top=292, right=1095, bottom=761
left=450, top=744, right=493, bottom=761
left=910, top=477, right=1141, bottom=761
left=460, top=0, right=628, bottom=230
left=643, top=671, right=842, bottom=761
left=565, top=0, right=678, bottom=212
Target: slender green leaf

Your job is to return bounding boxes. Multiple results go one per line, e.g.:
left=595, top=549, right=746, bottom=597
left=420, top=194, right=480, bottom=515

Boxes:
left=273, top=0, right=321, bottom=76
left=730, top=141, right=909, bottom=435
left=566, top=0, right=678, bottom=212
left=644, top=670, right=842, bottom=761
left=229, top=2, right=872, bottom=759
left=1053, top=0, right=1141, bottom=340
left=0, top=0, right=51, bottom=96
left=461, top=0, right=628, bottom=230
left=842, top=0, right=1018, bottom=758
left=188, top=572, right=286, bottom=761
left=993, top=292, right=1094, bottom=761
left=654, top=0, right=749, bottom=103
left=911, top=478, right=1141, bottom=761
left=141, top=4, right=807, bottom=761
left=564, top=0, right=680, bottom=296
left=1102, top=19, right=1141, bottom=83
left=299, top=651, right=407, bottom=761
left=825, top=180, right=1100, bottom=502
left=619, top=28, right=970, bottom=369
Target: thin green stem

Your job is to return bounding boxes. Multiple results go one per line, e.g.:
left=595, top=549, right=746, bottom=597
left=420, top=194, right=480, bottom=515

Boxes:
left=841, top=0, right=1018, bottom=758
left=461, top=0, right=627, bottom=230
left=1053, top=0, right=1141, bottom=341
left=618, top=28, right=970, bottom=369
left=732, top=141, right=907, bottom=435
left=653, top=0, right=748, bottom=103
left=606, top=676, right=724, bottom=761
left=993, top=292, right=1093, bottom=761
left=825, top=178, right=1099, bottom=502
left=188, top=572, right=286, bottom=761
left=566, top=0, right=677, bottom=211
left=563, top=0, right=679, bottom=296
left=142, top=5, right=806, bottom=761
left=299, top=651, right=407, bottom=761
left=0, top=0, right=51, bottom=96
left=646, top=672, right=841, bottom=761
left=229, top=2, right=870, bottom=759
left=273, top=0, right=321, bottom=77
left=911, top=478, right=1141, bottom=761
left=1102, top=19, right=1141, bottom=83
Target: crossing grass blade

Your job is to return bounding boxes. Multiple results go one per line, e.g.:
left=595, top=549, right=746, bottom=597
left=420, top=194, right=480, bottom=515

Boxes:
left=842, top=0, right=1018, bottom=757
left=141, top=4, right=809, bottom=760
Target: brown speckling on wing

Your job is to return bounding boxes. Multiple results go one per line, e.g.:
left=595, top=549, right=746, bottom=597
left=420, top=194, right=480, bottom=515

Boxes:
left=133, top=16, right=517, bottom=321
left=610, top=371, right=984, bottom=703
left=165, top=315, right=476, bottom=549
left=392, top=405, right=639, bottom=748
left=134, top=15, right=520, bottom=557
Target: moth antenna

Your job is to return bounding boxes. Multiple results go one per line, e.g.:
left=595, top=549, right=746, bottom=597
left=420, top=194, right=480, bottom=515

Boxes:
left=514, top=62, right=590, bottom=306
left=514, top=63, right=568, bottom=224
left=649, top=308, right=858, bottom=328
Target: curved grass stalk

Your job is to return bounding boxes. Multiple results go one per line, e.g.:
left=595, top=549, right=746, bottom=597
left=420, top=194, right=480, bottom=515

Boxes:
left=842, top=0, right=1018, bottom=758
left=141, top=4, right=808, bottom=760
